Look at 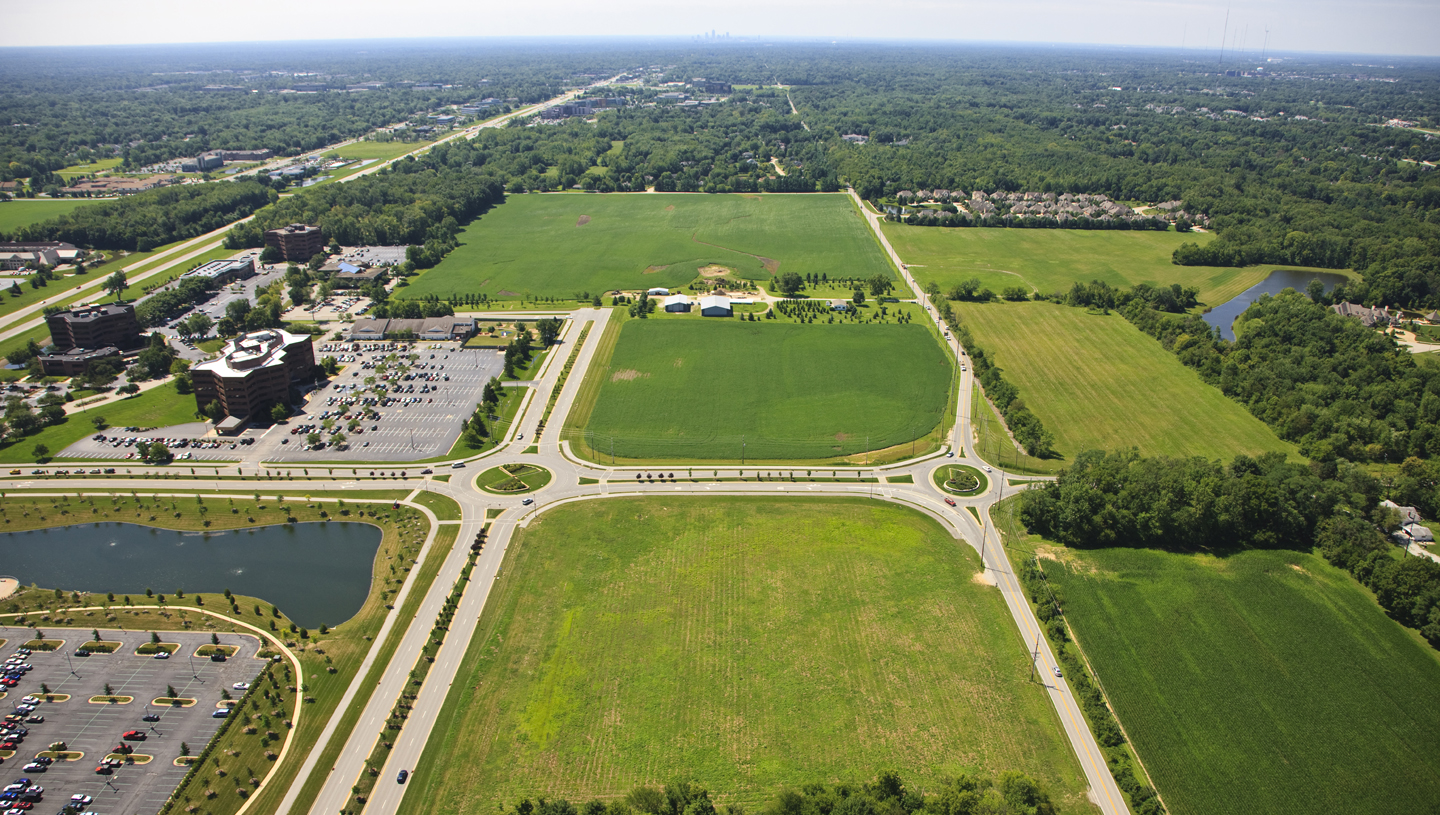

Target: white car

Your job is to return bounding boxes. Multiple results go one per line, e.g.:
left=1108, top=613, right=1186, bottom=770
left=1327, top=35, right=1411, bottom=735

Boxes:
left=982, top=465, right=992, bottom=473
left=232, top=682, right=250, bottom=691
left=19, top=696, right=38, bottom=705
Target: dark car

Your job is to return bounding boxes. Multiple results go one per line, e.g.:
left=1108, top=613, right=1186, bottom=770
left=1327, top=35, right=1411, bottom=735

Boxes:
left=397, top=769, right=408, bottom=784
left=141, top=713, right=160, bottom=722
left=209, top=653, right=226, bottom=662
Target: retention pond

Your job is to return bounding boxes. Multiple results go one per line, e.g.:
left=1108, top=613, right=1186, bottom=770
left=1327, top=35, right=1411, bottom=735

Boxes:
left=0, top=522, right=381, bottom=628
left=1203, top=268, right=1350, bottom=340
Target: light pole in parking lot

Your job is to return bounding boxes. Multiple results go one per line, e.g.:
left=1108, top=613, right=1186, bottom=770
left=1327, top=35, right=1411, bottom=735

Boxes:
left=188, top=652, right=201, bottom=683
left=64, top=650, right=79, bottom=679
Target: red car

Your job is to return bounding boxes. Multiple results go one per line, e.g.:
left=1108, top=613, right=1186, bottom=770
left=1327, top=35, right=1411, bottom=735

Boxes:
left=121, top=730, right=145, bottom=741
left=94, top=765, right=112, bottom=775
left=111, top=744, right=132, bottom=754
left=944, top=497, right=957, bottom=507
left=0, top=741, right=16, bottom=750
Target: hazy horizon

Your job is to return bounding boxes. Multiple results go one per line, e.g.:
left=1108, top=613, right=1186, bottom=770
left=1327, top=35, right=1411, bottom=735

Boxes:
left=6, top=0, right=1439, bottom=59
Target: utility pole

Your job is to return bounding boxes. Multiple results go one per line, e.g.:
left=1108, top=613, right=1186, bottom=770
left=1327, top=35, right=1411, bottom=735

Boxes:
left=1030, top=633, right=1040, bottom=682
left=741, top=435, right=746, bottom=467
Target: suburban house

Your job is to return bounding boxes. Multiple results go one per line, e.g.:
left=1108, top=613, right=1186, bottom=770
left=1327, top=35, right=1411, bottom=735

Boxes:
left=1382, top=500, right=1433, bottom=544
left=1332, top=302, right=1400, bottom=328
left=699, top=295, right=732, bottom=317
left=664, top=294, right=691, bottom=313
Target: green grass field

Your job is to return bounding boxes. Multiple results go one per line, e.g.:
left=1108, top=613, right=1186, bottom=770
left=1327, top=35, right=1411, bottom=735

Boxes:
left=325, top=139, right=429, bottom=162
left=400, top=193, right=898, bottom=301
left=0, top=382, right=196, bottom=463
left=883, top=225, right=1349, bottom=308
left=0, top=200, right=95, bottom=234
left=570, top=319, right=951, bottom=461
left=54, top=158, right=123, bottom=179
left=956, top=301, right=1296, bottom=462
left=1044, top=546, right=1440, bottom=815
left=402, top=497, right=1097, bottom=813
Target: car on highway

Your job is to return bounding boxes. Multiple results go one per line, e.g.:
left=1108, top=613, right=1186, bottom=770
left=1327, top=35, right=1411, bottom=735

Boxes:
left=397, top=769, right=408, bottom=784
left=450, top=462, right=465, bottom=468
left=946, top=451, right=955, bottom=457
left=521, top=497, right=534, bottom=505
left=944, top=497, right=956, bottom=507
left=1052, top=666, right=1062, bottom=678
left=982, top=465, right=992, bottom=473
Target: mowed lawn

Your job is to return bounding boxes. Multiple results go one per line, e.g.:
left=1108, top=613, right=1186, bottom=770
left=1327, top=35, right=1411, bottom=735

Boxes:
left=956, top=301, right=1295, bottom=461
left=1046, top=546, right=1440, bottom=815
left=400, top=193, right=897, bottom=300
left=884, top=225, right=1273, bottom=308
left=403, top=498, right=1097, bottom=813
left=0, top=199, right=96, bottom=234
left=0, top=382, right=196, bottom=463
left=580, top=319, right=950, bottom=460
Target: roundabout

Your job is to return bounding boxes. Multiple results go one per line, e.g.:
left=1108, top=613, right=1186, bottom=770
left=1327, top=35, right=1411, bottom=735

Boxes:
left=932, top=462, right=989, bottom=496
left=476, top=463, right=553, bottom=495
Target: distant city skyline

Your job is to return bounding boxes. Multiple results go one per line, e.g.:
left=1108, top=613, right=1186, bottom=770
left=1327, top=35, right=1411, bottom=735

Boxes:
left=7, top=0, right=1440, bottom=58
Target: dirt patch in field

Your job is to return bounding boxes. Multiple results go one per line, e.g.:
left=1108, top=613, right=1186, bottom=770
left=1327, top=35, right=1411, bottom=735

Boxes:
left=1289, top=563, right=1313, bottom=577
left=610, top=369, right=650, bottom=382
left=834, top=432, right=851, bottom=441
left=643, top=265, right=667, bottom=274
left=759, top=257, right=780, bottom=274
left=971, top=570, right=997, bottom=587
left=665, top=205, right=675, bottom=211
left=576, top=215, right=591, bottom=226
left=697, top=264, right=731, bottom=277
left=498, top=290, right=522, bottom=297
left=674, top=358, right=684, bottom=367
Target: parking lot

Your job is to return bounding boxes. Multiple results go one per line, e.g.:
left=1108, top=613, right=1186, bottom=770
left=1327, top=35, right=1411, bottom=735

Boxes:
left=55, top=422, right=256, bottom=465
left=0, top=628, right=264, bottom=815
left=256, top=341, right=508, bottom=463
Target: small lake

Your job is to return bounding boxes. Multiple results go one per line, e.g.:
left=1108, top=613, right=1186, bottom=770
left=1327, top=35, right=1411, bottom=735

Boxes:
left=1203, top=269, right=1351, bottom=340
left=0, top=522, right=381, bottom=629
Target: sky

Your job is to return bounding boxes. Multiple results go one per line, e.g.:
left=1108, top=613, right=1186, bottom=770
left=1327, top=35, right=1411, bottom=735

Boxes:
left=8, top=0, right=1440, bottom=57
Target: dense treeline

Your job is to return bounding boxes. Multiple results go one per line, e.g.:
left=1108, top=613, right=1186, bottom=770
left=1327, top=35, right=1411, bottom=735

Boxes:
left=224, top=155, right=506, bottom=263
left=1318, top=513, right=1440, bottom=644
left=1021, top=449, right=1379, bottom=551
left=497, top=771, right=1059, bottom=815
left=1123, top=290, right=1440, bottom=462
left=2, top=181, right=275, bottom=250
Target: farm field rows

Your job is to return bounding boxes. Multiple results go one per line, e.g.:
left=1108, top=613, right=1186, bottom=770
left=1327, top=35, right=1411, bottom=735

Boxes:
left=399, top=193, right=898, bottom=301
left=401, top=497, right=1097, bottom=813
left=884, top=224, right=1280, bottom=308
left=1044, top=545, right=1440, bottom=815
left=572, top=318, right=951, bottom=461
left=955, top=301, right=1297, bottom=462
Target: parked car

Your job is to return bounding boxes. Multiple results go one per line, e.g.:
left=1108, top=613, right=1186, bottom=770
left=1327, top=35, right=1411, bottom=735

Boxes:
left=121, top=730, right=145, bottom=741
left=153, top=652, right=169, bottom=660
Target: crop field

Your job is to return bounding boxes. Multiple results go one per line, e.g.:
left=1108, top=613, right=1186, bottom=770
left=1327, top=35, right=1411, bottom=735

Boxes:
left=884, top=224, right=1292, bottom=308
left=1045, top=546, right=1440, bottom=815
left=402, top=497, right=1096, bottom=813
left=399, top=193, right=897, bottom=301
left=0, top=199, right=95, bottom=234
left=568, top=319, right=951, bottom=461
left=956, top=301, right=1296, bottom=462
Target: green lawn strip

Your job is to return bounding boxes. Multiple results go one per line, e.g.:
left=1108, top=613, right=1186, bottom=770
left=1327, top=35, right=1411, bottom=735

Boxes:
left=352, top=554, right=475, bottom=810
left=0, top=270, right=98, bottom=323
left=97, top=245, right=237, bottom=305
left=0, top=382, right=197, bottom=464
left=571, top=319, right=950, bottom=462
left=559, top=310, right=623, bottom=441
left=265, top=526, right=458, bottom=815
left=398, top=193, right=898, bottom=302
left=410, top=491, right=462, bottom=521
left=958, top=301, right=1298, bottom=463
left=443, top=386, right=528, bottom=460
left=1042, top=539, right=1440, bottom=815
left=969, top=387, right=1062, bottom=475
left=53, top=158, right=124, bottom=178
left=931, top=463, right=988, bottom=496
left=535, top=323, right=591, bottom=440
left=401, top=497, right=1095, bottom=814
left=885, top=474, right=914, bottom=484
